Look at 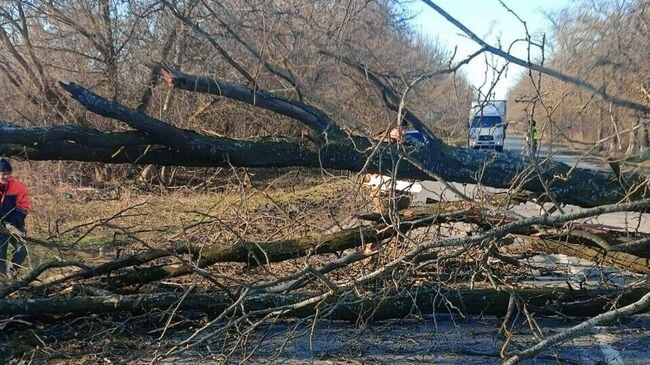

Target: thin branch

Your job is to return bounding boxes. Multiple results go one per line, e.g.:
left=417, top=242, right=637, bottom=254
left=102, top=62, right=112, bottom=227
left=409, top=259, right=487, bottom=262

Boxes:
left=503, top=291, right=650, bottom=364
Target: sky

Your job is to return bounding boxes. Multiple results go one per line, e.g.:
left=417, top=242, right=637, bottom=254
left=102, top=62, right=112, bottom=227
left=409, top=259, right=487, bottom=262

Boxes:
left=410, top=0, right=573, bottom=99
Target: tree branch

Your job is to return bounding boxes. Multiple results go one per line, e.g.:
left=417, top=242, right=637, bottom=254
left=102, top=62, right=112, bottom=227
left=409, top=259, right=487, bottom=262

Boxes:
left=421, top=0, right=650, bottom=114
left=159, top=66, right=346, bottom=140
left=503, top=291, right=650, bottom=364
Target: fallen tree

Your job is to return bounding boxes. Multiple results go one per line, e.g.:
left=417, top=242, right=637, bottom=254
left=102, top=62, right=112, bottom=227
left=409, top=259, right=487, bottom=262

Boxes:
left=2, top=74, right=649, bottom=361
left=1, top=286, right=647, bottom=320
left=1, top=0, right=649, bottom=363
left=1, top=75, right=647, bottom=208
left=2, top=199, right=645, bottom=305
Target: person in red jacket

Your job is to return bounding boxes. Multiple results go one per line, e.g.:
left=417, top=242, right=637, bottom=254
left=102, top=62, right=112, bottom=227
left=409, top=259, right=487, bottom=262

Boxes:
left=0, top=159, right=31, bottom=278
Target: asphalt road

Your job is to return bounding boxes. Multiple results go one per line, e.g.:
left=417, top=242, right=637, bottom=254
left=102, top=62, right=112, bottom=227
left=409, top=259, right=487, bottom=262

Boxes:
left=503, top=134, right=605, bottom=171
left=162, top=314, right=650, bottom=364
left=414, top=134, right=612, bottom=206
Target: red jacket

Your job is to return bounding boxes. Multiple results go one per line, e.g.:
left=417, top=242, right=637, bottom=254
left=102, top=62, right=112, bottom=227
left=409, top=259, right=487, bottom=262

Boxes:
left=1, top=177, right=31, bottom=217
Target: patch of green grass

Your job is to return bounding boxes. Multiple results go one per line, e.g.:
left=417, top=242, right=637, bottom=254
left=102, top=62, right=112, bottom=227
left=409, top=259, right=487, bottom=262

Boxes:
left=72, top=233, right=121, bottom=247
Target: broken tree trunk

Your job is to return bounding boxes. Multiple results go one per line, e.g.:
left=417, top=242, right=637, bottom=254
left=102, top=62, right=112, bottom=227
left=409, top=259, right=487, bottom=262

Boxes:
left=105, top=225, right=388, bottom=288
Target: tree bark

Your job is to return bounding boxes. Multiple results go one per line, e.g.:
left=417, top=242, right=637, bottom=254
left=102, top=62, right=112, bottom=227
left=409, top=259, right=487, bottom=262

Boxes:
left=104, top=206, right=471, bottom=288
left=0, top=286, right=646, bottom=320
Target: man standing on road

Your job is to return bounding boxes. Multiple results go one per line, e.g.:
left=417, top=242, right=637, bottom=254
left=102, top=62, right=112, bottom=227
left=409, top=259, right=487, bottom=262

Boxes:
left=0, top=159, right=31, bottom=279
left=526, top=120, right=541, bottom=156
left=532, top=123, right=541, bottom=155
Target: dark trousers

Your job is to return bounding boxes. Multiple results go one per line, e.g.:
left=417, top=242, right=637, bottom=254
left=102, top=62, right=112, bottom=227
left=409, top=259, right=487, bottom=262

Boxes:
left=0, top=233, right=27, bottom=277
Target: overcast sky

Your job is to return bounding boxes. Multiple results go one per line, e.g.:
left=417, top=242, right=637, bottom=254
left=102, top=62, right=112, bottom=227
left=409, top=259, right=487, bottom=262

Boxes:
left=410, top=0, right=573, bottom=99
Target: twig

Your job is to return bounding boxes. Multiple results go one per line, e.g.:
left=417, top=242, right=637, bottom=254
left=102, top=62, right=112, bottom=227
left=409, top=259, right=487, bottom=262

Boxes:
left=503, top=291, right=650, bottom=364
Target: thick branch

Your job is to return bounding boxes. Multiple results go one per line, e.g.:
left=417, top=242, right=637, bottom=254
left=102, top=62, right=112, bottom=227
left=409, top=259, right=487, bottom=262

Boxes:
left=160, top=66, right=346, bottom=140
left=0, top=286, right=646, bottom=320
left=105, top=205, right=470, bottom=288
left=503, top=291, right=650, bottom=364
left=105, top=225, right=387, bottom=288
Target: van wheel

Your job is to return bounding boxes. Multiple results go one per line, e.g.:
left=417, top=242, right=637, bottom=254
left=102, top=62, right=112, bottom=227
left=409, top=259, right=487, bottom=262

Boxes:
left=495, top=146, right=503, bottom=152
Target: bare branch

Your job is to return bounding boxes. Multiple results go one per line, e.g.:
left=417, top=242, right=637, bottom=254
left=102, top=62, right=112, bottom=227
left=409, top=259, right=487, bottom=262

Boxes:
left=421, top=0, right=650, bottom=114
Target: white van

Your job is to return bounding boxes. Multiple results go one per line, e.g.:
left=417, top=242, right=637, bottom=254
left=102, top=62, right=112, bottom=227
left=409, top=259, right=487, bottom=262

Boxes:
left=468, top=100, right=507, bottom=152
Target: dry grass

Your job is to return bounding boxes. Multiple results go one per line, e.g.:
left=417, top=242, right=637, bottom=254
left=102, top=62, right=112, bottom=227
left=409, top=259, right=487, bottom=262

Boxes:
left=12, top=162, right=372, bottom=272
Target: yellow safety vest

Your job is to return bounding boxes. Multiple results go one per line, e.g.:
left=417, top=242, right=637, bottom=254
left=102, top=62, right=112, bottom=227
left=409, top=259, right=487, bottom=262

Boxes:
left=532, top=129, right=540, bottom=140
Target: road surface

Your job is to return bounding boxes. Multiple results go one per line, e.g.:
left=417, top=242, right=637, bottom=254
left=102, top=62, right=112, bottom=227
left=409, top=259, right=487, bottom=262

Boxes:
left=412, top=134, right=650, bottom=285
left=503, top=134, right=605, bottom=171
left=160, top=314, right=650, bottom=364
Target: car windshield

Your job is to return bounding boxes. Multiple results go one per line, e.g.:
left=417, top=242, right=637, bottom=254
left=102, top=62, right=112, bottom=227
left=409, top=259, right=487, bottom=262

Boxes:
left=470, top=116, right=502, bottom=128
left=404, top=131, right=428, bottom=145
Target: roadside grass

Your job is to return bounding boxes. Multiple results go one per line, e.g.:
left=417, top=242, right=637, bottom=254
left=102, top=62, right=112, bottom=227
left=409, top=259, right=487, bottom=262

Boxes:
left=20, top=173, right=370, bottom=270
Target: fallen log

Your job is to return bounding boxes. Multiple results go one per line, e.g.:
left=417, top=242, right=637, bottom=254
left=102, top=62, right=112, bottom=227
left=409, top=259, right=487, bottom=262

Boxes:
left=104, top=224, right=386, bottom=288
left=105, top=206, right=471, bottom=288
left=0, top=204, right=469, bottom=295
left=0, top=286, right=647, bottom=320
left=6, top=79, right=645, bottom=207
left=93, top=200, right=649, bottom=289
left=102, top=200, right=650, bottom=288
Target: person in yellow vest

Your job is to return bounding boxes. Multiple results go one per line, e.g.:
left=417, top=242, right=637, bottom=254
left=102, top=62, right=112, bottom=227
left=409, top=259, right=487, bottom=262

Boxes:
left=528, top=120, right=541, bottom=155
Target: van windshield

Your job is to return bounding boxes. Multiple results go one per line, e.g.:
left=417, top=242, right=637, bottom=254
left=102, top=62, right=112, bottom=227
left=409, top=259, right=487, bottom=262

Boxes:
left=470, top=116, right=502, bottom=128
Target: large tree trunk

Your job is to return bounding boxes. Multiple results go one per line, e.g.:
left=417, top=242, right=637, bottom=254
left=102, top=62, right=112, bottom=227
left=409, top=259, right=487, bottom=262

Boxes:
left=2, top=76, right=647, bottom=208
left=1, top=286, right=647, bottom=320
